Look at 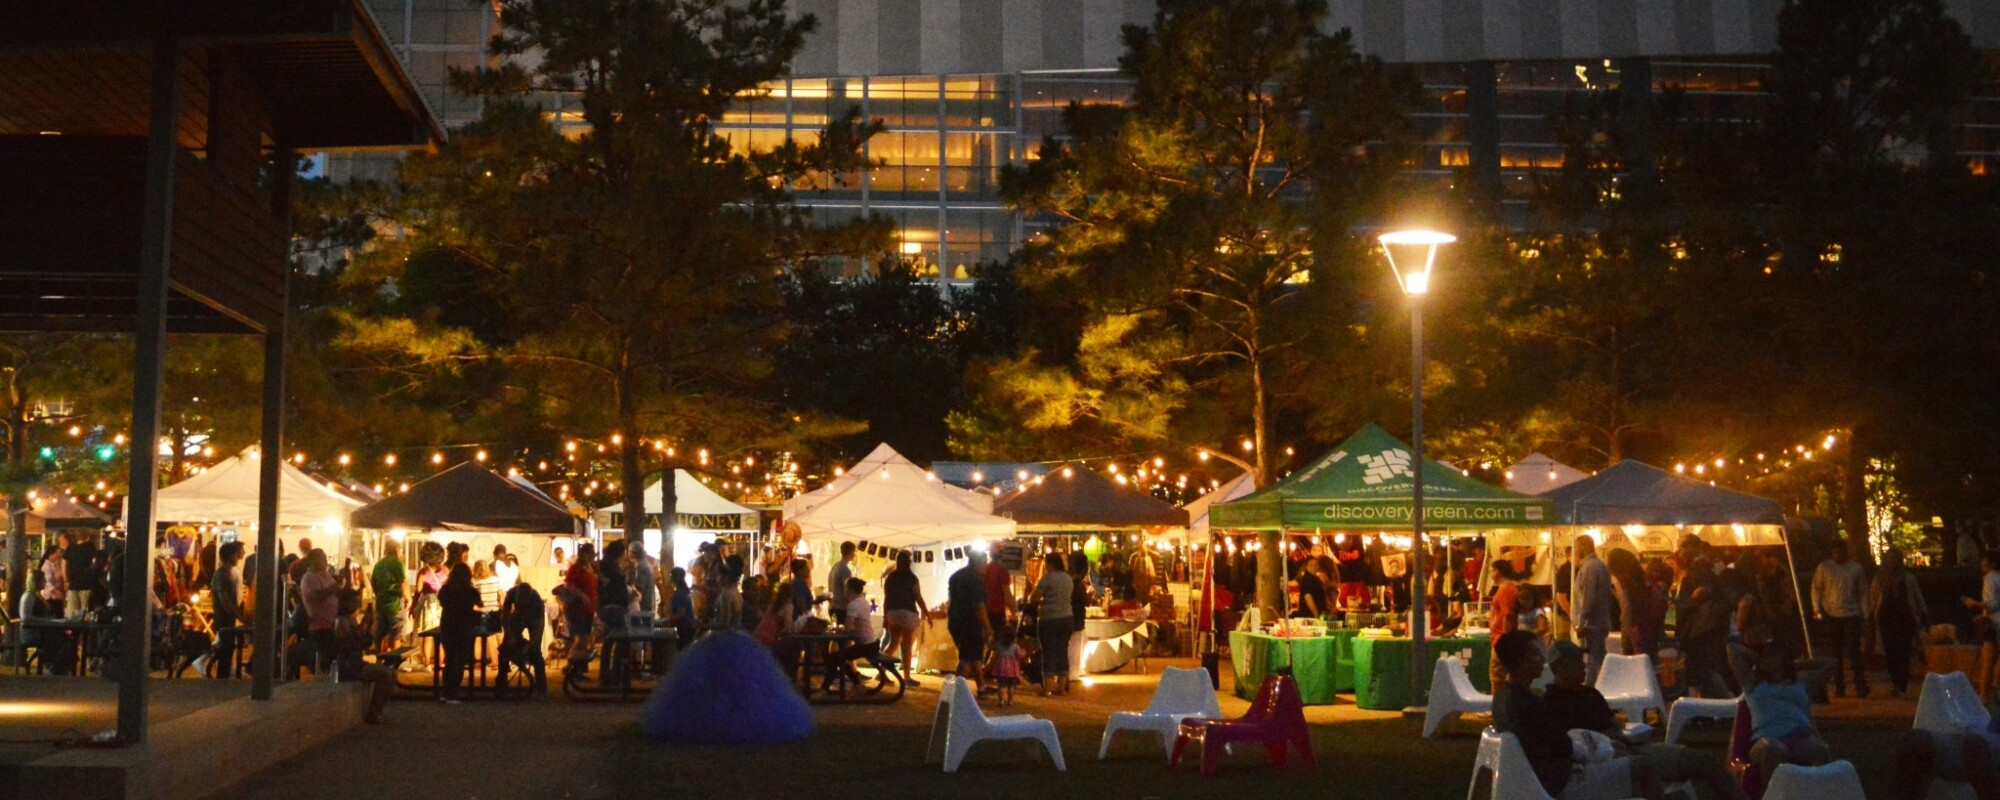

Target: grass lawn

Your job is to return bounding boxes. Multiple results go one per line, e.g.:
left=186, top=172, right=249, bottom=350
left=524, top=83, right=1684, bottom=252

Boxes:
left=220, top=659, right=1917, bottom=800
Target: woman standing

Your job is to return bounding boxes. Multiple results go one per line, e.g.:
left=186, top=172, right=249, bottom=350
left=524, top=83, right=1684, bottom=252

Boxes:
left=37, top=545, right=66, bottom=617
left=1606, top=548, right=1662, bottom=659
left=1868, top=548, right=1928, bottom=697
left=880, top=551, right=928, bottom=683
left=1028, top=552, right=1075, bottom=696
left=437, top=563, right=481, bottom=703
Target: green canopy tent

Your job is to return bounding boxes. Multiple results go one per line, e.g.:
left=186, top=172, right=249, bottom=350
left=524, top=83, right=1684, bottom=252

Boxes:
left=1209, top=424, right=1552, bottom=709
left=1211, top=423, right=1552, bottom=531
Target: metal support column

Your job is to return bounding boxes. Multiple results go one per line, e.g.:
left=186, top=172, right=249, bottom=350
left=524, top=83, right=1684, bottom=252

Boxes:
left=1405, top=299, right=1428, bottom=714
left=251, top=147, right=294, bottom=700
left=118, top=35, right=182, bottom=745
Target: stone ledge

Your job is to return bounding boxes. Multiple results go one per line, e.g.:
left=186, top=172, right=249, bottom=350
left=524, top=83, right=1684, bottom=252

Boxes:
left=13, top=680, right=365, bottom=800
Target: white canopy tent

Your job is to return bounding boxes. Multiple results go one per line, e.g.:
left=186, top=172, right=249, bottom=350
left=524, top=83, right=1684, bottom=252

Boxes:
left=790, top=455, right=1015, bottom=608
left=591, top=469, right=761, bottom=570
left=1186, top=472, right=1256, bottom=540
left=133, top=446, right=363, bottom=557
left=1504, top=452, right=1589, bottom=495
left=783, top=443, right=994, bottom=517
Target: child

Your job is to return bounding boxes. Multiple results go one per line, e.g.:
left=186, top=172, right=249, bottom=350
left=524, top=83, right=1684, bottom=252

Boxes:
left=987, top=628, right=1023, bottom=706
left=1746, top=643, right=1832, bottom=780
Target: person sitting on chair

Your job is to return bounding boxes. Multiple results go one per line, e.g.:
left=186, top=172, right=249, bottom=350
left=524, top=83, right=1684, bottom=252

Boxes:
left=1492, top=630, right=1664, bottom=800
left=1541, top=640, right=1747, bottom=800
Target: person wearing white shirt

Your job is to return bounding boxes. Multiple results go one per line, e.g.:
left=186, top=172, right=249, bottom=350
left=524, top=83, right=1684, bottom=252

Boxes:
left=491, top=545, right=519, bottom=589
left=1810, top=540, right=1869, bottom=697
left=826, top=576, right=877, bottom=690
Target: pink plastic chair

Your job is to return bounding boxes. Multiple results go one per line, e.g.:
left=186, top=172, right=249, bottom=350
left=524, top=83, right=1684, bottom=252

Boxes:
left=1171, top=673, right=1316, bottom=777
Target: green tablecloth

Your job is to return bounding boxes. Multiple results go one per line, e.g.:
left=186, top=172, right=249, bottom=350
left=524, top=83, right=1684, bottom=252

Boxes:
left=1228, top=629, right=1356, bottom=705
left=1351, top=635, right=1491, bottom=710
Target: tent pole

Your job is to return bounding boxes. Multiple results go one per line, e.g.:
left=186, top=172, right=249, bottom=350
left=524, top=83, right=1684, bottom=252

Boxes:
left=1781, top=531, right=1813, bottom=659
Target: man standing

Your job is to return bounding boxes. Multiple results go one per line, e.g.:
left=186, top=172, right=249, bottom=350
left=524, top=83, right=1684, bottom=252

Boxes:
left=210, top=542, right=246, bottom=678
left=1811, top=540, right=1870, bottom=698
left=982, top=543, right=1017, bottom=635
left=62, top=531, right=99, bottom=619
left=1572, top=536, right=1616, bottom=685
left=1674, top=537, right=1732, bottom=698
left=947, top=550, right=993, bottom=690
left=828, top=542, right=856, bottom=625
left=370, top=547, right=407, bottom=653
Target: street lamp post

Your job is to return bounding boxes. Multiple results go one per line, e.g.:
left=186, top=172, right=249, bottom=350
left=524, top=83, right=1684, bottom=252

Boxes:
left=1379, top=229, right=1454, bottom=715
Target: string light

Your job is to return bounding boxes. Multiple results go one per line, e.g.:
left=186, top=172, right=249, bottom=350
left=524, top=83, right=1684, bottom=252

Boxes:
left=383, top=454, right=397, bottom=466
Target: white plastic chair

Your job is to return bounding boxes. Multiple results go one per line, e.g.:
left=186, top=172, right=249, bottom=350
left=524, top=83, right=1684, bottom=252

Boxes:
left=1762, top=760, right=1865, bottom=800
left=1423, top=655, right=1492, bottom=738
left=1468, top=728, right=1642, bottom=800
left=1665, top=695, right=1740, bottom=744
left=926, top=675, right=1067, bottom=772
left=1593, top=653, right=1667, bottom=724
left=1098, top=666, right=1223, bottom=760
left=1916, top=671, right=1990, bottom=732
left=1913, top=672, right=1986, bottom=800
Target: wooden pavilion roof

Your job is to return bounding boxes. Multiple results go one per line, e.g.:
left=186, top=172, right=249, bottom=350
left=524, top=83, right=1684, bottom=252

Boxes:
left=0, top=0, right=442, bottom=334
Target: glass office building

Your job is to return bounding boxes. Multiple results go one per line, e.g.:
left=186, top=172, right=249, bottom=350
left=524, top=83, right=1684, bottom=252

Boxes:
left=334, top=0, right=2000, bottom=287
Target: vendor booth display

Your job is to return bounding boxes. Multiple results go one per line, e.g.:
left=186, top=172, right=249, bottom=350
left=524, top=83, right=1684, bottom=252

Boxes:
left=789, top=449, right=1016, bottom=674
left=351, top=463, right=582, bottom=593
left=996, top=466, right=1188, bottom=672
left=592, top=469, right=761, bottom=569
left=1537, top=459, right=1808, bottom=651
left=789, top=449, right=1015, bottom=606
left=137, top=446, right=365, bottom=559
left=785, top=443, right=994, bottom=517
left=1209, top=424, right=1550, bottom=706
left=1211, top=424, right=1551, bottom=531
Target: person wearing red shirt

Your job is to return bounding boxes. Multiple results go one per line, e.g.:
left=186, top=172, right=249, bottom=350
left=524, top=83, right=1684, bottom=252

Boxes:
left=561, top=543, right=600, bottom=674
left=981, top=546, right=1017, bottom=630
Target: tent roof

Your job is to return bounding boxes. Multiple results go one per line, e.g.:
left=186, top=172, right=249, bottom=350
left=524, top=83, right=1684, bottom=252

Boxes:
left=932, top=461, right=1050, bottom=493
left=17, top=494, right=113, bottom=526
left=1505, top=452, right=1590, bottom=495
left=1186, top=472, right=1258, bottom=537
left=790, top=456, right=1015, bottom=549
left=1211, top=423, right=1551, bottom=531
left=1539, top=460, right=1785, bottom=526
left=592, top=470, right=760, bottom=531
left=993, top=466, right=1188, bottom=529
left=142, top=446, right=363, bottom=527
left=351, top=462, right=580, bottom=534
left=785, top=443, right=993, bottom=516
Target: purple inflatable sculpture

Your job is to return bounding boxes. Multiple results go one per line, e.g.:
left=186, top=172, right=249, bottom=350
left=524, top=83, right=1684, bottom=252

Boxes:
left=639, top=631, right=813, bottom=745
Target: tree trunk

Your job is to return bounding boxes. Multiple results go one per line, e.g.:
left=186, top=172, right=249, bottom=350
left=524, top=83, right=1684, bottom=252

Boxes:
left=169, top=427, right=186, bottom=483
left=617, top=370, right=645, bottom=553
left=1248, top=320, right=1282, bottom=616
left=1841, top=427, right=1872, bottom=567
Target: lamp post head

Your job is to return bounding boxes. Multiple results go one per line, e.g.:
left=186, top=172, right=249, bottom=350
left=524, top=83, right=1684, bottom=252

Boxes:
left=1378, top=230, right=1456, bottom=296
